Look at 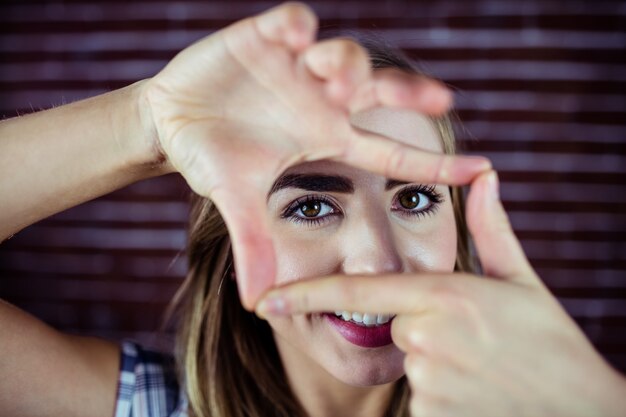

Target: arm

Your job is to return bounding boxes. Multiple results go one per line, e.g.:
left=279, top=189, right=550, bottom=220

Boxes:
left=0, top=81, right=165, bottom=417
left=0, top=300, right=120, bottom=417
left=0, top=79, right=173, bottom=241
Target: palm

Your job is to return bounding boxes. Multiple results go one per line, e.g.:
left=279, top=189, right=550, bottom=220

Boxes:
left=154, top=25, right=355, bottom=191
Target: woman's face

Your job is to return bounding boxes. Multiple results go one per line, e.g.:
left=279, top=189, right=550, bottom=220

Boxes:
left=264, top=107, right=458, bottom=387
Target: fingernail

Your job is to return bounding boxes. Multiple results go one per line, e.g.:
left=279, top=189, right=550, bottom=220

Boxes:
left=256, top=294, right=288, bottom=317
left=462, top=155, right=491, bottom=171
left=486, top=170, right=500, bottom=201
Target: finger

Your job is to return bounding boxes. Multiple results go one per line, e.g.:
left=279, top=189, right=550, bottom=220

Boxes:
left=409, top=395, right=452, bottom=417
left=349, top=68, right=453, bottom=116
left=405, top=353, right=466, bottom=403
left=303, top=38, right=371, bottom=105
left=253, top=2, right=318, bottom=51
left=466, top=171, right=539, bottom=286
left=393, top=314, right=451, bottom=355
left=210, top=186, right=277, bottom=310
left=255, top=273, right=483, bottom=317
left=342, top=128, right=492, bottom=186
left=393, top=314, right=477, bottom=366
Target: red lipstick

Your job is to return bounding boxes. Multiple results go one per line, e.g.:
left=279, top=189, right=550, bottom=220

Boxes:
left=324, top=313, right=394, bottom=348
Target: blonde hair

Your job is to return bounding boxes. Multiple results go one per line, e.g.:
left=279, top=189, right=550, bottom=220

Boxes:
left=167, top=34, right=475, bottom=417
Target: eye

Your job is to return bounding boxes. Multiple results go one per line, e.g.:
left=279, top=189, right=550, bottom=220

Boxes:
left=281, top=195, right=341, bottom=226
left=296, top=200, right=334, bottom=218
left=398, top=190, right=429, bottom=211
left=392, top=185, right=443, bottom=218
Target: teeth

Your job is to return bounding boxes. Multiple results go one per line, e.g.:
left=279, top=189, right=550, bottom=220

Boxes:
left=333, top=311, right=395, bottom=327
left=363, top=313, right=376, bottom=326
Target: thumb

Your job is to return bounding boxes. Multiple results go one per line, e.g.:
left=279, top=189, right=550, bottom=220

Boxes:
left=466, top=170, right=538, bottom=286
left=211, top=186, right=276, bottom=310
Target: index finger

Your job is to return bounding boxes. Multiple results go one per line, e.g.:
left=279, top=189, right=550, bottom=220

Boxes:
left=343, top=127, right=491, bottom=186
left=255, top=273, right=479, bottom=318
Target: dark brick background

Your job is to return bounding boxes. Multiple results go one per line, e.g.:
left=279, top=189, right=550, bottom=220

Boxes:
left=0, top=0, right=625, bottom=372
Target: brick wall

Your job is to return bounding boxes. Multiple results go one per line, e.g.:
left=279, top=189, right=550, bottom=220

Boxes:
left=1, top=0, right=625, bottom=372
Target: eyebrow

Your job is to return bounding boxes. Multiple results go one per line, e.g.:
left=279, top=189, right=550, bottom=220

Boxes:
left=385, top=179, right=409, bottom=191
left=269, top=174, right=355, bottom=196
left=269, top=174, right=414, bottom=197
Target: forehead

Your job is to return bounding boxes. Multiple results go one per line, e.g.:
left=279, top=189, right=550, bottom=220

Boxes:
left=349, top=107, right=443, bottom=154
left=280, top=107, right=443, bottom=179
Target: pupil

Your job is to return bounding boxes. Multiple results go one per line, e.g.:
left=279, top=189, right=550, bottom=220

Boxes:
left=400, top=192, right=419, bottom=209
left=301, top=202, right=321, bottom=217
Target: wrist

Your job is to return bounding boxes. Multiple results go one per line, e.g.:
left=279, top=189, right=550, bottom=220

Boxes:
left=119, top=79, right=176, bottom=176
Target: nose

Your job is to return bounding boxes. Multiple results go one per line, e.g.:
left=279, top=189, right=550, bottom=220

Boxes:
left=340, top=212, right=403, bottom=275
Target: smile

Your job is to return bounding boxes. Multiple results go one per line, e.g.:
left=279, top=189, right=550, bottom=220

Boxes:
left=324, top=313, right=396, bottom=348
left=333, top=311, right=396, bottom=327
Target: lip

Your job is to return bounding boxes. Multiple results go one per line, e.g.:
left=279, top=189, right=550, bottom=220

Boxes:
left=323, top=313, right=394, bottom=348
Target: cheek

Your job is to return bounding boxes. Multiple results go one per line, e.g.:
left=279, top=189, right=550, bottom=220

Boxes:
left=400, top=202, right=458, bottom=273
left=272, top=230, right=342, bottom=285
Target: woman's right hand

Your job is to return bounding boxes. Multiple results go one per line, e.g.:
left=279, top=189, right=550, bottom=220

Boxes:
left=138, top=2, right=491, bottom=309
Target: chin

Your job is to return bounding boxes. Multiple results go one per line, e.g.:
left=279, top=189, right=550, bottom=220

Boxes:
left=324, top=348, right=406, bottom=387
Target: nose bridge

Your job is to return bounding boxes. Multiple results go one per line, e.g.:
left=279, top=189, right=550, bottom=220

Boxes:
left=341, top=208, right=403, bottom=275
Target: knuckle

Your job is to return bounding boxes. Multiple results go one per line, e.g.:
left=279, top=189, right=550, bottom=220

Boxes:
left=335, top=39, right=366, bottom=60
left=278, top=2, right=314, bottom=26
left=281, top=1, right=311, bottom=13
left=315, top=39, right=368, bottom=76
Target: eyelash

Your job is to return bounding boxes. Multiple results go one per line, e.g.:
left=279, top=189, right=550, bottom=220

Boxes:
left=391, top=184, right=443, bottom=219
left=281, top=195, right=341, bottom=227
left=281, top=185, right=444, bottom=227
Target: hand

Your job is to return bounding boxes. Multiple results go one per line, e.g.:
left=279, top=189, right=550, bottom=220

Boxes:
left=137, top=2, right=491, bottom=309
left=255, top=170, right=626, bottom=416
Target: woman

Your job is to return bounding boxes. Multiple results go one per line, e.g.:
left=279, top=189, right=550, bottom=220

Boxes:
left=0, top=3, right=624, bottom=417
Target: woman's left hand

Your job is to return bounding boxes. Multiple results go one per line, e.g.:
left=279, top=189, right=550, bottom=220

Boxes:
left=255, top=170, right=626, bottom=417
